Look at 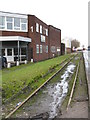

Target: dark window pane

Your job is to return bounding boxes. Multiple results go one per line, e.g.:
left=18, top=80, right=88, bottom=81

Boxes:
left=2, top=49, right=5, bottom=56
left=7, top=49, right=12, bottom=56
left=21, top=56, right=26, bottom=61
left=14, top=48, right=18, bottom=55
left=21, top=48, right=26, bottom=55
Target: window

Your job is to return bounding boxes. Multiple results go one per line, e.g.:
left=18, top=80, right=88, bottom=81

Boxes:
left=14, top=48, right=18, bottom=55
left=46, top=46, right=48, bottom=53
left=0, top=16, right=27, bottom=31
left=51, top=46, right=56, bottom=53
left=40, top=45, right=42, bottom=53
left=6, top=17, right=13, bottom=30
left=57, top=47, right=60, bottom=52
left=46, top=29, right=48, bottom=36
left=7, top=49, right=12, bottom=56
left=0, top=16, right=5, bottom=29
left=31, top=26, right=33, bottom=32
left=14, top=18, right=20, bottom=30
left=43, top=27, right=46, bottom=34
left=21, top=18, right=27, bottom=31
left=2, top=49, right=5, bottom=56
left=36, top=44, right=39, bottom=53
left=36, top=23, right=39, bottom=32
left=21, top=24, right=26, bottom=30
left=21, top=48, right=26, bottom=55
left=41, top=35, right=45, bottom=42
left=40, top=25, right=42, bottom=34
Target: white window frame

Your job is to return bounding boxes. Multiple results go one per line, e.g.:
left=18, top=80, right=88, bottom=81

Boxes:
left=31, top=26, right=33, bottom=32
left=36, top=44, right=39, bottom=54
left=14, top=17, right=20, bottom=30
left=21, top=18, right=27, bottom=31
left=40, top=45, right=42, bottom=53
left=6, top=17, right=13, bottom=30
left=36, top=23, right=39, bottom=32
left=41, top=35, right=45, bottom=42
left=46, top=29, right=48, bottom=36
left=0, top=15, right=28, bottom=32
left=46, top=46, right=48, bottom=53
left=0, top=16, right=5, bottom=29
left=40, top=25, right=42, bottom=34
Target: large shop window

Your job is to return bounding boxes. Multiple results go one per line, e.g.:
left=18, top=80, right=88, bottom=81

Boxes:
left=0, top=16, right=5, bottom=29
left=36, top=44, right=39, bottom=54
left=6, top=17, right=13, bottom=30
left=7, top=49, right=12, bottom=56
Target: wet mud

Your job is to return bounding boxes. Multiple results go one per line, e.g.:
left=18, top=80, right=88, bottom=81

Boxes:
left=14, top=63, right=76, bottom=118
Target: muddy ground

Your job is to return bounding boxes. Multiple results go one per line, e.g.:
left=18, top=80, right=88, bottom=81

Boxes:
left=12, top=61, right=76, bottom=119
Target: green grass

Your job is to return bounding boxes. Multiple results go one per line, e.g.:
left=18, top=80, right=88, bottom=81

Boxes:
left=2, top=54, right=72, bottom=102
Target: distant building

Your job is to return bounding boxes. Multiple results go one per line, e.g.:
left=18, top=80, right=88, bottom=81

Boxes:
left=61, top=43, right=65, bottom=55
left=62, top=38, right=71, bottom=54
left=0, top=11, right=61, bottom=63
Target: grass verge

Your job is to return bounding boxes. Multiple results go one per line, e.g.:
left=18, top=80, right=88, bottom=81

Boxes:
left=2, top=54, right=73, bottom=103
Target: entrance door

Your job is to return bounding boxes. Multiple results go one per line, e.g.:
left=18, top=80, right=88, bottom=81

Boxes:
left=7, top=48, right=14, bottom=62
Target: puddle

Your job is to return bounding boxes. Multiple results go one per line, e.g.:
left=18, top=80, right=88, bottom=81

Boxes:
left=15, top=63, right=76, bottom=118
left=47, top=64, right=76, bottom=118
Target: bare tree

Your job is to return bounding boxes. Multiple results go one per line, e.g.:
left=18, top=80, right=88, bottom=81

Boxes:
left=71, top=39, right=80, bottom=49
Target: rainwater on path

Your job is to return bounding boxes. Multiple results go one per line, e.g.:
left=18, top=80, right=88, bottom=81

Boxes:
left=16, top=63, right=76, bottom=118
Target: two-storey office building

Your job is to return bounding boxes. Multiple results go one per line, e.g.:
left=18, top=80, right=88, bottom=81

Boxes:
left=0, top=11, right=61, bottom=63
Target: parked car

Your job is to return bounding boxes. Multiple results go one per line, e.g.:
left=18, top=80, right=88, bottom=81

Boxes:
left=2, top=56, right=7, bottom=68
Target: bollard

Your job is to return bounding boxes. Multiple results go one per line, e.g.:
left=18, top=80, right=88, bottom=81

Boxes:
left=7, top=63, right=11, bottom=68
left=31, top=59, right=33, bottom=62
left=25, top=60, right=27, bottom=64
left=16, top=61, right=19, bottom=66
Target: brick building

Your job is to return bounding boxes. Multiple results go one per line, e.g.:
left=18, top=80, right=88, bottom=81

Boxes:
left=62, top=38, right=71, bottom=54
left=0, top=11, right=61, bottom=63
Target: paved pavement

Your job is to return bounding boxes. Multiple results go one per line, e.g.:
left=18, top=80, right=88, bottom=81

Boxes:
left=60, top=101, right=88, bottom=118
left=83, top=50, right=90, bottom=119
left=60, top=52, right=89, bottom=118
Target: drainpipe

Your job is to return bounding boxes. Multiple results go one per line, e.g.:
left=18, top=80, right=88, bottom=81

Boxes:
left=18, top=40, right=19, bottom=61
left=17, top=40, right=20, bottom=66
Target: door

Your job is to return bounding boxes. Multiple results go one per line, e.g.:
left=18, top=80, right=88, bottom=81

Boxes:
left=7, top=48, right=14, bottom=62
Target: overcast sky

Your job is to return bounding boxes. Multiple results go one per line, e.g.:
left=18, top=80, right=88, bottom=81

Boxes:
left=0, top=0, right=89, bottom=47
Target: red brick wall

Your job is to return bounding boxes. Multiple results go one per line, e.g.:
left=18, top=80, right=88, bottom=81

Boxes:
left=1, top=31, right=28, bottom=37
left=48, top=25, right=61, bottom=58
left=28, top=15, right=49, bottom=62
